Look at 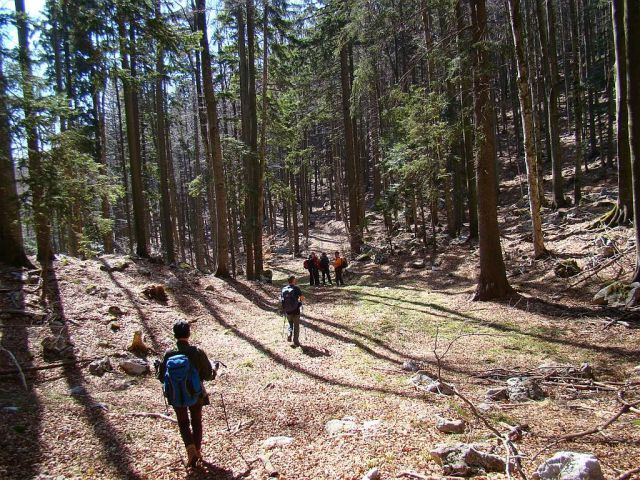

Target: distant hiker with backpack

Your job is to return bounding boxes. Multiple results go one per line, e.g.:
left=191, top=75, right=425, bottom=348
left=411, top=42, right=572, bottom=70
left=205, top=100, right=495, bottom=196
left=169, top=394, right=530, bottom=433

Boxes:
left=157, top=320, right=217, bottom=468
left=281, top=275, right=304, bottom=347
left=333, top=251, right=347, bottom=286
left=310, top=252, right=321, bottom=286
left=319, top=252, right=332, bottom=285
left=303, top=255, right=315, bottom=286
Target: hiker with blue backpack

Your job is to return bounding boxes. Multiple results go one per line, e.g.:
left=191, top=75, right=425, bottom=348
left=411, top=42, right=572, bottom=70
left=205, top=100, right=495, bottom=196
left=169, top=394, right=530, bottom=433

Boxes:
left=281, top=275, right=304, bottom=347
left=156, top=320, right=217, bottom=468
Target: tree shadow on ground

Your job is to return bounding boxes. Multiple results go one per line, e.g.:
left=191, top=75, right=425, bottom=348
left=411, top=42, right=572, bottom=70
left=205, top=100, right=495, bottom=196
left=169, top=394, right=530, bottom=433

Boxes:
left=0, top=266, right=42, bottom=480
left=42, top=263, right=144, bottom=479
left=186, top=461, right=237, bottom=480
left=354, top=290, right=640, bottom=362
left=173, top=284, right=478, bottom=395
left=99, top=258, right=166, bottom=354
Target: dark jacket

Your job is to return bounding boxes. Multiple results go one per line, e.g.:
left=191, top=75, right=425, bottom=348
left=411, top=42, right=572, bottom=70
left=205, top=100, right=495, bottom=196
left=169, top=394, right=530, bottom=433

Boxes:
left=157, top=340, right=214, bottom=384
left=280, top=284, right=302, bottom=315
left=319, top=254, right=330, bottom=269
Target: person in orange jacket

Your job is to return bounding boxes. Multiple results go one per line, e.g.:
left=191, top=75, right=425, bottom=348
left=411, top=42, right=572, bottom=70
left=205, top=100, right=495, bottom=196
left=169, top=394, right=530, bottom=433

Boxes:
left=332, top=251, right=347, bottom=286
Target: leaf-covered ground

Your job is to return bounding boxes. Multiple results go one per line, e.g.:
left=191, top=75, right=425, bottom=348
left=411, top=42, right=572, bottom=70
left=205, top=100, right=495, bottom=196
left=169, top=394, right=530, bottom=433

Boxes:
left=2, top=176, right=640, bottom=479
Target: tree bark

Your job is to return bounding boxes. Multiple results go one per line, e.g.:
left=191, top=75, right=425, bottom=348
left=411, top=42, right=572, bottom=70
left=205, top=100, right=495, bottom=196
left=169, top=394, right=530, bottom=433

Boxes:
left=0, top=51, right=32, bottom=267
left=612, top=0, right=633, bottom=225
left=154, top=0, right=175, bottom=264
left=340, top=44, right=363, bottom=254
left=508, top=0, right=548, bottom=258
left=15, top=0, right=51, bottom=265
left=625, top=0, right=640, bottom=282
left=196, top=0, right=230, bottom=277
left=470, top=0, right=513, bottom=300
left=117, top=9, right=148, bottom=258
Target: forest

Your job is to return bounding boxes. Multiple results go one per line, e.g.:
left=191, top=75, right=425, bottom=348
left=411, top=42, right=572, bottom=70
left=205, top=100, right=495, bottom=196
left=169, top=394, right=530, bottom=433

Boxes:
left=1, top=0, right=640, bottom=478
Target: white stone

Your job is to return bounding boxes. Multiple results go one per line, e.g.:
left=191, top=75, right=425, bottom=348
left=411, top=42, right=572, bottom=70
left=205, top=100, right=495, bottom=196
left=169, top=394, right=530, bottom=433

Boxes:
left=533, top=451, right=604, bottom=480
left=362, top=420, right=382, bottom=431
left=362, top=467, right=381, bottom=480
left=436, top=417, right=466, bottom=434
left=325, top=419, right=358, bottom=435
left=119, top=358, right=149, bottom=376
left=262, top=436, right=294, bottom=450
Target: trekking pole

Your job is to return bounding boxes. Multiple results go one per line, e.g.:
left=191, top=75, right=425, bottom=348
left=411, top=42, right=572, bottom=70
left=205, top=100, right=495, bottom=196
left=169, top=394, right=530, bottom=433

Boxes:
left=301, top=304, right=309, bottom=343
left=282, top=312, right=288, bottom=340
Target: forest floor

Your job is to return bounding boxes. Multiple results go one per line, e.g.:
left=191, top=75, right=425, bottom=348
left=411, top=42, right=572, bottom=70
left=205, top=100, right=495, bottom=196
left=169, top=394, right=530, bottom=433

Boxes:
left=1, top=162, right=640, bottom=480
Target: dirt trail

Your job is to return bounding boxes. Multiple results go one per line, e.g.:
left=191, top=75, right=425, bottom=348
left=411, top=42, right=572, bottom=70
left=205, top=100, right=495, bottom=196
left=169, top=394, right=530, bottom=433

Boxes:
left=1, top=210, right=640, bottom=479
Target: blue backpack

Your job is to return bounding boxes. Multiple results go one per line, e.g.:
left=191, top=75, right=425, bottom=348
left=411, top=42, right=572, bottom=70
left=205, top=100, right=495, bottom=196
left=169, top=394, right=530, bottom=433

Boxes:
left=163, top=354, right=202, bottom=407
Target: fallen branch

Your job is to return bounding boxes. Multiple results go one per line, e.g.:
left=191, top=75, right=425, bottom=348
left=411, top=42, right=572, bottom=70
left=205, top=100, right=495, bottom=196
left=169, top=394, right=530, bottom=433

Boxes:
left=616, top=465, right=640, bottom=480
left=563, top=247, right=634, bottom=290
left=127, top=412, right=177, bottom=424
left=0, top=357, right=96, bottom=376
left=452, top=386, right=526, bottom=480
left=0, top=346, right=28, bottom=390
left=257, top=453, right=279, bottom=478
left=398, top=471, right=431, bottom=479
left=531, top=393, right=640, bottom=462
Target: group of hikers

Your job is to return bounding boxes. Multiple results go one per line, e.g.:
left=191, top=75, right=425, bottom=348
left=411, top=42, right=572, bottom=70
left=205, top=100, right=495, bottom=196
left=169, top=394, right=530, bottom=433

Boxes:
left=303, top=250, right=348, bottom=287
left=156, top=252, right=348, bottom=469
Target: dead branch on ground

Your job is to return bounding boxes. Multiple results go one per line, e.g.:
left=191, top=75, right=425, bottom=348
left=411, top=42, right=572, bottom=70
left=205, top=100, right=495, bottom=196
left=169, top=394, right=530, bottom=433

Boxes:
left=530, top=392, right=640, bottom=462
left=616, top=465, right=640, bottom=480
left=127, top=412, right=177, bottom=424
left=0, top=346, right=28, bottom=390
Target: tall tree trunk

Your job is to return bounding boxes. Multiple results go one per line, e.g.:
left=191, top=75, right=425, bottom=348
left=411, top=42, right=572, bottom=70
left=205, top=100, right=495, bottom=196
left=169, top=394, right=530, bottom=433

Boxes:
left=236, top=4, right=254, bottom=278
left=255, top=0, right=268, bottom=278
left=536, top=0, right=566, bottom=207
left=117, top=10, right=148, bottom=258
left=368, top=65, right=382, bottom=205
left=470, top=0, right=512, bottom=300
left=340, top=44, right=362, bottom=254
left=625, top=0, right=640, bottom=282
left=611, top=0, right=633, bottom=225
left=247, top=0, right=261, bottom=277
left=456, top=0, right=478, bottom=239
left=569, top=0, right=584, bottom=205
left=155, top=0, right=175, bottom=264
left=196, top=0, right=230, bottom=277
left=0, top=51, right=32, bottom=267
left=508, top=0, right=548, bottom=258
left=15, top=0, right=51, bottom=265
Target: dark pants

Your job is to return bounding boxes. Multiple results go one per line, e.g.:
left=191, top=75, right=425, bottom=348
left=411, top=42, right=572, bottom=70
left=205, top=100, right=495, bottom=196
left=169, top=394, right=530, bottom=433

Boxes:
left=335, top=267, right=344, bottom=286
left=321, top=268, right=332, bottom=285
left=174, top=404, right=203, bottom=449
left=310, top=268, right=320, bottom=286
left=287, top=312, right=300, bottom=345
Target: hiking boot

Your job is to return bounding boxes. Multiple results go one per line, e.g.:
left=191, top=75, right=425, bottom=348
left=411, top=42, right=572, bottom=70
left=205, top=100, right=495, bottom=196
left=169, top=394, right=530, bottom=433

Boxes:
left=186, top=444, right=199, bottom=468
left=287, top=334, right=292, bottom=342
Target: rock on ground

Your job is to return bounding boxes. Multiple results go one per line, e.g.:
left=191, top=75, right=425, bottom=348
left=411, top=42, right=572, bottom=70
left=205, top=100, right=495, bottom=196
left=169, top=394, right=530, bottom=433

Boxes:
left=533, top=451, right=604, bottom=480
left=436, top=417, right=466, bottom=434
left=506, top=377, right=545, bottom=402
left=262, top=436, right=294, bottom=449
left=430, top=442, right=506, bottom=477
left=362, top=467, right=381, bottom=480
left=119, top=358, right=149, bottom=376
left=402, top=360, right=421, bottom=372
left=325, top=418, right=359, bottom=435
left=486, top=387, right=509, bottom=401
left=88, top=357, right=112, bottom=377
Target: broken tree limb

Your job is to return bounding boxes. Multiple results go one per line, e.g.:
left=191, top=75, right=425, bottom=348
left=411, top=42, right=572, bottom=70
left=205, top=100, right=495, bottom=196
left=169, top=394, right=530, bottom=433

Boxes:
left=531, top=394, right=640, bottom=462
left=257, top=453, right=279, bottom=478
left=0, top=357, right=96, bottom=376
left=127, top=412, right=177, bottom=424
left=616, top=465, right=640, bottom=480
left=563, top=247, right=634, bottom=290
left=398, top=471, right=431, bottom=479
left=0, top=346, right=28, bottom=390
